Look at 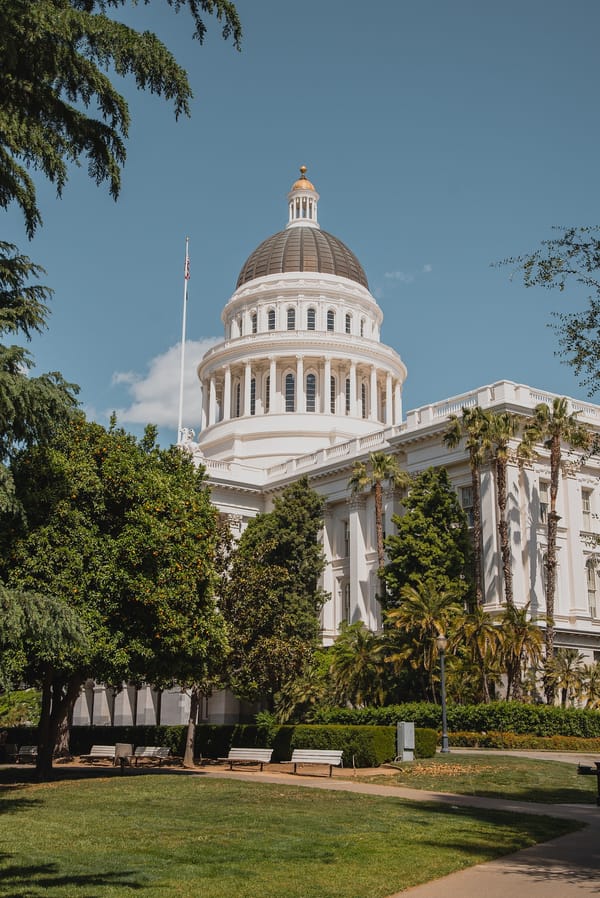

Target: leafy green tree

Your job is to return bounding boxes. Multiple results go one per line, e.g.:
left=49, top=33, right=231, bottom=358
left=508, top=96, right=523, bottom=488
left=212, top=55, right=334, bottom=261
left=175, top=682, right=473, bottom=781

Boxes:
left=500, top=227, right=600, bottom=396
left=520, top=398, right=590, bottom=700
left=499, top=603, right=543, bottom=702
left=457, top=605, right=502, bottom=703
left=484, top=410, right=521, bottom=607
left=273, top=651, right=332, bottom=724
left=0, top=0, right=242, bottom=236
left=581, top=662, right=600, bottom=709
left=384, top=580, right=464, bottom=702
left=383, top=467, right=473, bottom=610
left=327, top=621, right=387, bottom=708
left=545, top=648, right=586, bottom=709
left=220, top=477, right=327, bottom=709
left=348, top=451, right=410, bottom=600
left=2, top=416, right=226, bottom=778
left=0, top=243, right=78, bottom=512
left=443, top=407, right=488, bottom=605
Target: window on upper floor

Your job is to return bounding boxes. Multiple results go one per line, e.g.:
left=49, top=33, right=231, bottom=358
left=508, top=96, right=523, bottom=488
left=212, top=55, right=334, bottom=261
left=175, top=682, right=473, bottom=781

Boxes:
left=460, top=486, right=474, bottom=528
left=251, top=312, right=257, bottom=334
left=582, top=489, right=592, bottom=531
left=268, top=309, right=276, bottom=330
left=361, top=382, right=367, bottom=419
left=343, top=520, right=350, bottom=557
left=345, top=378, right=351, bottom=414
left=327, top=310, right=335, bottom=332
left=250, top=378, right=256, bottom=416
left=306, top=373, right=316, bottom=412
left=330, top=375, right=336, bottom=414
left=307, top=307, right=316, bottom=330
left=265, top=375, right=270, bottom=413
left=345, top=313, right=352, bottom=334
left=343, top=581, right=351, bottom=622
left=360, top=318, right=365, bottom=337
left=586, top=559, right=598, bottom=620
left=234, top=381, right=241, bottom=418
left=539, top=481, right=549, bottom=524
left=285, top=373, right=295, bottom=412
left=287, top=307, right=296, bottom=330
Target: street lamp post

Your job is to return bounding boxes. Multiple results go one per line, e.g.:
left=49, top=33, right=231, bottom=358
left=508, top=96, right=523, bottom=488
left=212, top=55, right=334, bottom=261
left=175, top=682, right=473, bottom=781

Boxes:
left=436, top=634, right=450, bottom=754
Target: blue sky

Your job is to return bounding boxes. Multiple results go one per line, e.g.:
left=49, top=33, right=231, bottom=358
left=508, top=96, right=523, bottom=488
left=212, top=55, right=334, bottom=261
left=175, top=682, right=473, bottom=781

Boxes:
left=6, top=0, right=600, bottom=445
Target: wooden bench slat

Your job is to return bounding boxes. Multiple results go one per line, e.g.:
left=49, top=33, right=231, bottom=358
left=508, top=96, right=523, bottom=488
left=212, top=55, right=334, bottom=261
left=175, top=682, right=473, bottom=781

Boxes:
left=218, top=748, right=274, bottom=771
left=288, top=749, right=344, bottom=777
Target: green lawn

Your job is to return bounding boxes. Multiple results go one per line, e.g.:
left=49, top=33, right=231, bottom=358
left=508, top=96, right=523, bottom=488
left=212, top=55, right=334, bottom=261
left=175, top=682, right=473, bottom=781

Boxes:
left=0, top=772, right=580, bottom=898
left=361, top=753, right=599, bottom=804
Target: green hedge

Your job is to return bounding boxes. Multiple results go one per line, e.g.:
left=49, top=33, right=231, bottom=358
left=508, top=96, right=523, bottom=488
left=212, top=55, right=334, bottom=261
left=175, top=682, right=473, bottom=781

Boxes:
left=415, top=728, right=437, bottom=758
left=449, top=731, right=600, bottom=752
left=311, top=702, right=600, bottom=737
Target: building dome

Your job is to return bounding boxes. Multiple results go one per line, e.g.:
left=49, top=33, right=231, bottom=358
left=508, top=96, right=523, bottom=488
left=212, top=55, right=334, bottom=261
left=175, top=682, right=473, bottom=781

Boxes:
left=235, top=166, right=369, bottom=289
left=236, top=227, right=369, bottom=289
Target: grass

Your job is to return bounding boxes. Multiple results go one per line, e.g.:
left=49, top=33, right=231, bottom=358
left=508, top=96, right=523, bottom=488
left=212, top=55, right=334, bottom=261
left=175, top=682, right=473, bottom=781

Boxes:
left=0, top=771, right=581, bottom=898
left=360, top=753, right=600, bottom=804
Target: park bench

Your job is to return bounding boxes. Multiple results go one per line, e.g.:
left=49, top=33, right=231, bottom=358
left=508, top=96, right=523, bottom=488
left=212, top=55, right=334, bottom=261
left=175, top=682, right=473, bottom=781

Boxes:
left=131, top=746, right=175, bottom=766
left=79, top=745, right=117, bottom=764
left=577, top=761, right=600, bottom=806
left=16, top=745, right=38, bottom=764
left=288, top=749, right=344, bottom=777
left=219, top=748, right=274, bottom=771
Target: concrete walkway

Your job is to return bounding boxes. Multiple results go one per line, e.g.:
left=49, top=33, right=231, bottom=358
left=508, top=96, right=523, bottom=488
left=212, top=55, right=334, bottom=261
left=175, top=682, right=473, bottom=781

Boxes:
left=197, top=750, right=600, bottom=897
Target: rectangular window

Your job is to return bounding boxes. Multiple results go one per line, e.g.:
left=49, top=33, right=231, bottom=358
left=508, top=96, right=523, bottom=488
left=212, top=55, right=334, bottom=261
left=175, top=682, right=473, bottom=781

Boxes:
left=343, top=520, right=350, bottom=557
left=306, top=373, right=316, bottom=412
left=250, top=378, right=256, bottom=416
left=265, top=375, right=270, bottom=413
left=460, top=486, right=474, bottom=528
left=345, top=378, right=350, bottom=414
left=345, top=313, right=351, bottom=334
left=330, top=376, right=336, bottom=414
left=327, top=310, right=335, bottom=332
left=582, top=489, right=592, bottom=531
left=539, top=481, right=549, bottom=524
left=268, top=309, right=275, bottom=330
left=587, top=562, right=598, bottom=620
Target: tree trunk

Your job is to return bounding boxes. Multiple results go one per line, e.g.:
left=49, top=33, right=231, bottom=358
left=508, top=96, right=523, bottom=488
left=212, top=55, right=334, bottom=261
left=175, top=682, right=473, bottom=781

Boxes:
left=183, top=687, right=200, bottom=768
left=544, top=435, right=561, bottom=704
left=496, top=458, right=514, bottom=605
left=36, top=670, right=84, bottom=781
left=470, top=450, right=484, bottom=606
left=374, top=481, right=386, bottom=601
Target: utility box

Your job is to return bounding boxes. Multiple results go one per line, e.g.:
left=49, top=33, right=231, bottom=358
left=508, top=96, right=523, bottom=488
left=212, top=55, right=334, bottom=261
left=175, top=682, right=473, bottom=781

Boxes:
left=396, top=721, right=415, bottom=762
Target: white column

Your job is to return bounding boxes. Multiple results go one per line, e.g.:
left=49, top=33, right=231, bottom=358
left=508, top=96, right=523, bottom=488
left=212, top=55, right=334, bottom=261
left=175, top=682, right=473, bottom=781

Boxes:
left=385, top=372, right=393, bottom=425
left=296, top=355, right=304, bottom=413
left=394, top=379, right=403, bottom=424
left=243, top=361, right=251, bottom=416
left=223, top=365, right=231, bottom=421
left=561, top=463, right=588, bottom=620
left=323, top=356, right=331, bottom=413
left=208, top=376, right=217, bottom=427
left=349, top=494, right=369, bottom=625
left=201, top=377, right=208, bottom=430
left=320, top=505, right=337, bottom=640
left=269, top=357, right=277, bottom=413
left=369, top=365, right=377, bottom=421
left=349, top=361, right=357, bottom=417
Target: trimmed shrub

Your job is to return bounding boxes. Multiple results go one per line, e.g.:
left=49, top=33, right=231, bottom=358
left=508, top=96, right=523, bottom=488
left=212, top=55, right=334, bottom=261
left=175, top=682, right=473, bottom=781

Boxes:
left=415, top=728, right=437, bottom=758
left=449, top=731, right=600, bottom=752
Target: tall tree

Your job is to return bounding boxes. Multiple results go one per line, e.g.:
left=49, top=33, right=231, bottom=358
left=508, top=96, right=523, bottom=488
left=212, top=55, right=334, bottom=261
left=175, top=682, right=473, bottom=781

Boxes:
left=500, top=227, right=600, bottom=397
left=0, top=243, right=78, bottom=512
left=327, top=621, right=387, bottom=708
left=484, top=411, right=521, bottom=607
left=2, top=417, right=226, bottom=779
left=520, top=398, right=590, bottom=701
left=545, top=648, right=586, bottom=709
left=348, top=451, right=409, bottom=602
left=499, top=603, right=543, bottom=701
left=443, top=406, right=488, bottom=605
left=0, top=0, right=242, bottom=236
left=457, top=605, right=502, bottom=703
left=383, top=467, right=473, bottom=610
left=220, top=477, right=327, bottom=708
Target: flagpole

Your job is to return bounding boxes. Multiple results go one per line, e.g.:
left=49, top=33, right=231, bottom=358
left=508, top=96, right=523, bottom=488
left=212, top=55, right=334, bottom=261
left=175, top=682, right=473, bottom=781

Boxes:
left=177, top=237, right=190, bottom=444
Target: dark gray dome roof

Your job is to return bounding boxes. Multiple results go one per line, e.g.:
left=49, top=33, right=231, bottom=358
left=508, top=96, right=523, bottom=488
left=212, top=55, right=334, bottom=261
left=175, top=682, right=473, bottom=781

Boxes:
left=236, top=226, right=368, bottom=289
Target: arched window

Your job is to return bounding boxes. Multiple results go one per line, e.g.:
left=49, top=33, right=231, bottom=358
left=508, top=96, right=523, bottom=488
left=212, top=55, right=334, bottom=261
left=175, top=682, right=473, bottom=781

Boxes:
left=307, top=307, right=316, bottom=330
left=285, top=373, right=295, bottom=412
left=361, top=382, right=367, bottom=418
left=330, top=375, right=336, bottom=414
left=234, top=381, right=241, bottom=418
left=250, top=378, right=256, bottom=416
left=251, top=312, right=257, bottom=334
left=306, top=373, right=316, bottom=412
left=265, top=375, right=270, bottom=413
left=287, top=307, right=296, bottom=330
left=268, top=309, right=276, bottom=330
left=345, top=313, right=352, bottom=335
left=327, top=309, right=335, bottom=332
left=345, top=378, right=351, bottom=414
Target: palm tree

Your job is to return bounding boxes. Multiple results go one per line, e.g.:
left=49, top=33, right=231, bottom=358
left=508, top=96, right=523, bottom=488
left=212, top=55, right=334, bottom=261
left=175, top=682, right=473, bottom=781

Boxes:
left=348, top=451, right=410, bottom=600
left=545, top=648, right=586, bottom=708
left=443, top=406, right=489, bottom=605
left=485, top=411, right=522, bottom=607
left=520, top=398, right=591, bottom=702
left=581, top=662, right=600, bottom=709
left=328, top=621, right=387, bottom=707
left=457, top=605, right=502, bottom=702
left=384, top=580, right=464, bottom=702
left=499, top=602, right=543, bottom=701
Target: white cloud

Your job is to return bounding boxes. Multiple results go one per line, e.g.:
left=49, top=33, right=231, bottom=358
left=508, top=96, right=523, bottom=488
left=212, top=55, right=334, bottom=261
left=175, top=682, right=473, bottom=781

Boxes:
left=422, top=263, right=433, bottom=273
left=112, top=338, right=220, bottom=429
left=384, top=270, right=414, bottom=283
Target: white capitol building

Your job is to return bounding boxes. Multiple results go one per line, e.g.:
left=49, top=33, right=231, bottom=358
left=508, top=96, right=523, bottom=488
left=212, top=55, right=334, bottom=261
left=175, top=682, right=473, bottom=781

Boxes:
left=74, top=168, right=600, bottom=727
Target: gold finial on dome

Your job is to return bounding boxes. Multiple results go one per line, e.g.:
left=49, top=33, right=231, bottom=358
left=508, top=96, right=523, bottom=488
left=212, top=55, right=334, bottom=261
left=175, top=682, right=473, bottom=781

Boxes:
left=292, top=165, right=315, bottom=191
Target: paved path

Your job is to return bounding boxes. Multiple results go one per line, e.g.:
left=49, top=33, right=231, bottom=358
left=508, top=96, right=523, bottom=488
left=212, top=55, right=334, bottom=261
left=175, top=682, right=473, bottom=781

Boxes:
left=197, top=750, right=600, bottom=897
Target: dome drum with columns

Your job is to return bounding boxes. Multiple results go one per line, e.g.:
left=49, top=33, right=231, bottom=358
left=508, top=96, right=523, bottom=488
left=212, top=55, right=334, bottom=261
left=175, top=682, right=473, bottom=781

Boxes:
left=196, top=168, right=407, bottom=467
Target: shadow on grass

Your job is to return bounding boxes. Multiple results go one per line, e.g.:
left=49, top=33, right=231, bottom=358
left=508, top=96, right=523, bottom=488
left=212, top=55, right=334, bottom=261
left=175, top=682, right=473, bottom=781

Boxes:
left=0, top=764, right=196, bottom=787
left=0, top=858, right=145, bottom=896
